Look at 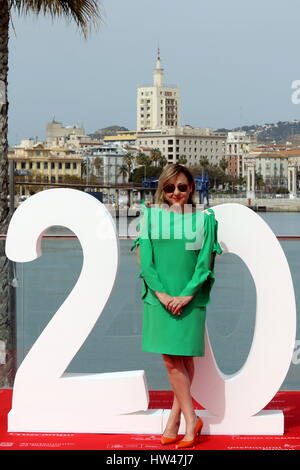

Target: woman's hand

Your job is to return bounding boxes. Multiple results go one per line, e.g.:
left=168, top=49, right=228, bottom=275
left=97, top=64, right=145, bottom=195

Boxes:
left=167, top=295, right=194, bottom=316
left=155, top=292, right=182, bottom=314
left=155, top=292, right=193, bottom=315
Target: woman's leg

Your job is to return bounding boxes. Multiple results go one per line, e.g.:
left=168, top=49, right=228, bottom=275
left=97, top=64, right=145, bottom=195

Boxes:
left=183, top=355, right=195, bottom=385
left=162, top=355, right=195, bottom=437
left=162, top=354, right=197, bottom=440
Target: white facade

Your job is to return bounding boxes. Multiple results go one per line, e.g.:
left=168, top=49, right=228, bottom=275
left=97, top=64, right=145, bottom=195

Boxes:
left=89, top=145, right=127, bottom=184
left=255, top=153, right=289, bottom=187
left=137, top=51, right=180, bottom=131
left=245, top=145, right=300, bottom=189
left=103, top=133, right=137, bottom=150
left=137, top=126, right=227, bottom=166
left=226, top=131, right=253, bottom=178
left=18, top=138, right=37, bottom=149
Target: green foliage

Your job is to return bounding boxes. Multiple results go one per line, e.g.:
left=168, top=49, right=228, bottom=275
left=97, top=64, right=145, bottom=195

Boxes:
left=131, top=165, right=162, bottom=184
left=178, top=155, right=187, bottom=164
left=89, top=125, right=129, bottom=139
left=11, top=0, right=102, bottom=39
left=219, top=156, right=228, bottom=172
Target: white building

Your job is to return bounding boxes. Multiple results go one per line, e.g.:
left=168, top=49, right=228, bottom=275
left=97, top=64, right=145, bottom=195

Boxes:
left=254, top=152, right=288, bottom=187
left=83, top=144, right=127, bottom=184
left=137, top=50, right=180, bottom=131
left=137, top=126, right=227, bottom=166
left=103, top=132, right=137, bottom=150
left=18, top=138, right=38, bottom=148
left=226, top=131, right=254, bottom=178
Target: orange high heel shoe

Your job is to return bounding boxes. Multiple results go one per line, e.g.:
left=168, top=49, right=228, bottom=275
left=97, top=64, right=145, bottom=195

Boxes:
left=161, top=422, right=181, bottom=445
left=160, top=435, right=179, bottom=445
left=176, top=417, right=203, bottom=449
left=161, top=418, right=181, bottom=445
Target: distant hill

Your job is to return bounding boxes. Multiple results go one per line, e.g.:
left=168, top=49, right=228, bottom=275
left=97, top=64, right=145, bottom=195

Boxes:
left=88, top=121, right=300, bottom=144
left=216, top=119, right=300, bottom=144
left=88, top=125, right=129, bottom=139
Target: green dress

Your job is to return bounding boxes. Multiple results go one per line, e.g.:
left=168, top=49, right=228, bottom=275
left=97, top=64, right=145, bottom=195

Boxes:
left=130, top=201, right=222, bottom=357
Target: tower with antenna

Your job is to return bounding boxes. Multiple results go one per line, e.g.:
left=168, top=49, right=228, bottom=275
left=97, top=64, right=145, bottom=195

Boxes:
left=137, top=48, right=180, bottom=131
left=153, top=46, right=164, bottom=87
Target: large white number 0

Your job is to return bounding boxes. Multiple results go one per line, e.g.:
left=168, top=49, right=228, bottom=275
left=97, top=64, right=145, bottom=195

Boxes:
left=188, top=203, right=296, bottom=435
left=5, top=191, right=296, bottom=434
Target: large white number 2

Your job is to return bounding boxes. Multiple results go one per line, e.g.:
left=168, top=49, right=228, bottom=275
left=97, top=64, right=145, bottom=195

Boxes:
left=6, top=189, right=157, bottom=433
left=5, top=189, right=296, bottom=434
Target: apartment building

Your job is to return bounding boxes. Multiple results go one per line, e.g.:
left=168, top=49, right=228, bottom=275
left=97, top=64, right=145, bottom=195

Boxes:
left=137, top=126, right=227, bottom=166
left=89, top=144, right=127, bottom=184
left=226, top=131, right=255, bottom=178
left=137, top=50, right=180, bottom=131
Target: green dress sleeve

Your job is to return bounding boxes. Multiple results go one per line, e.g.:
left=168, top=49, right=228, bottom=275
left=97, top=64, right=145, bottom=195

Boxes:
left=130, top=203, right=143, bottom=252
left=130, top=201, right=166, bottom=294
left=179, top=208, right=223, bottom=297
left=130, top=201, right=144, bottom=252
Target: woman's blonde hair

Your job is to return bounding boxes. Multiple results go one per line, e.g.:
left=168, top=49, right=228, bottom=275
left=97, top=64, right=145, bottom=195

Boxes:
left=154, top=164, right=196, bottom=207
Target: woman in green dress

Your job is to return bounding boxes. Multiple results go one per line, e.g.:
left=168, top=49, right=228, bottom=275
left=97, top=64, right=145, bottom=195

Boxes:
left=131, top=164, right=222, bottom=448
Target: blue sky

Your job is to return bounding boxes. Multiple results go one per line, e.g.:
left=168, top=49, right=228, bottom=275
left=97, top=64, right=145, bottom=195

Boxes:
left=7, top=0, right=300, bottom=145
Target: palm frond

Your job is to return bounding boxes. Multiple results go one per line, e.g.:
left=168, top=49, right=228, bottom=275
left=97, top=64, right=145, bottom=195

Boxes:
left=9, top=0, right=103, bottom=38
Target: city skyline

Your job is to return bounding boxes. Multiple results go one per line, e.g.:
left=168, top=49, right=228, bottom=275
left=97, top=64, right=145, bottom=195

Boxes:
left=7, top=0, right=300, bottom=145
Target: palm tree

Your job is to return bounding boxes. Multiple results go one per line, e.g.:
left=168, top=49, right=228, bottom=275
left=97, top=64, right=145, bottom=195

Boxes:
left=206, top=163, right=223, bottom=190
left=0, top=0, right=101, bottom=387
left=158, top=155, right=167, bottom=168
left=149, top=148, right=161, bottom=166
left=219, top=156, right=228, bottom=173
left=135, top=151, right=151, bottom=182
left=178, top=155, right=187, bottom=165
left=117, top=163, right=128, bottom=183
left=93, top=156, right=103, bottom=181
left=199, top=156, right=209, bottom=168
left=123, top=152, right=135, bottom=182
left=218, top=157, right=229, bottom=191
left=255, top=172, right=264, bottom=190
left=135, top=151, right=150, bottom=167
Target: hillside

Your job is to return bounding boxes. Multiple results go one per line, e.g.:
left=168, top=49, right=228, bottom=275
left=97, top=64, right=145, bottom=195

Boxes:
left=88, top=121, right=300, bottom=145
left=88, top=125, right=129, bottom=139
left=216, top=119, right=300, bottom=144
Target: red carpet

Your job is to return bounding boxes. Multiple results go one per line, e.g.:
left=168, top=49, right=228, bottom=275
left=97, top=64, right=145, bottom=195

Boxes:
left=0, top=389, right=299, bottom=450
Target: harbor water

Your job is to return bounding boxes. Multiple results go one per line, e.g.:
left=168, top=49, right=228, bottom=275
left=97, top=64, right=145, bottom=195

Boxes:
left=15, top=211, right=300, bottom=390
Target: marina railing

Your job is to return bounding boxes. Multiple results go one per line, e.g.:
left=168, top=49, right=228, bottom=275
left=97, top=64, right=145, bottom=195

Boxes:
left=0, top=233, right=299, bottom=391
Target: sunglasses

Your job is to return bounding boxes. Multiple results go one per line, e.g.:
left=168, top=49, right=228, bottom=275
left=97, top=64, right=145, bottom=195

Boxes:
left=163, top=183, right=189, bottom=193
